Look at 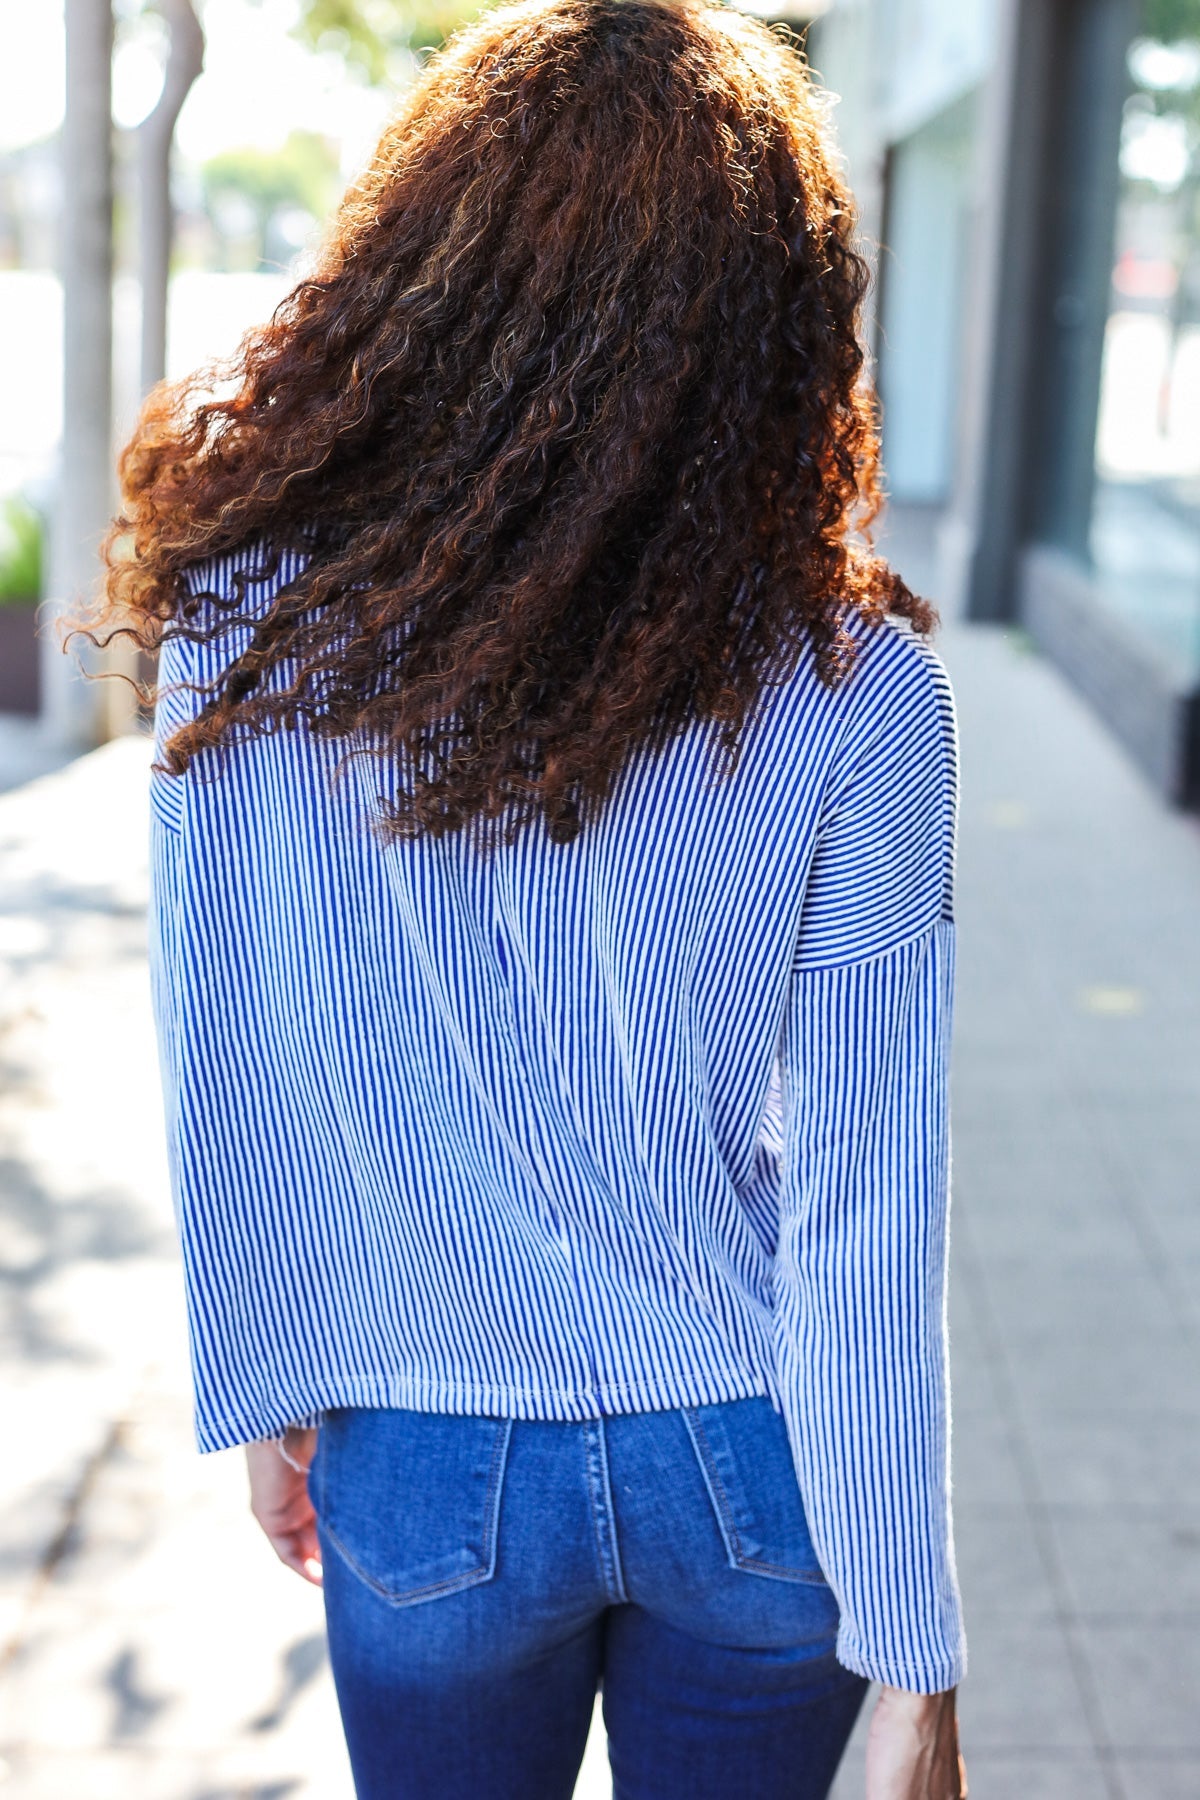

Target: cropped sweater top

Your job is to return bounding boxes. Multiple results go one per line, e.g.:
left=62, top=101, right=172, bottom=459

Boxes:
left=149, top=543, right=966, bottom=1691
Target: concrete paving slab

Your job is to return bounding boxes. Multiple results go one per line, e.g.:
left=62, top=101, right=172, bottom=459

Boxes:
left=981, top=1334, right=1188, bottom=1424
left=954, top=1618, right=1099, bottom=1753
left=959, top=1190, right=1151, bottom=1274
left=1, top=1370, right=353, bottom=1797
left=1082, top=1623, right=1200, bottom=1754
left=1116, top=1125, right=1200, bottom=1221
left=0, top=717, right=75, bottom=798
left=1113, top=1758, right=1200, bottom=1798
left=973, top=1262, right=1176, bottom=1334
left=1019, top=1416, right=1200, bottom=1507
left=834, top=1730, right=1121, bottom=1797
left=952, top=1504, right=1059, bottom=1623
left=1044, top=1506, right=1200, bottom=1620
left=942, top=1327, right=1000, bottom=1407
left=928, top=1751, right=1117, bottom=1800
left=827, top=1729, right=868, bottom=1800
left=945, top=1404, right=1029, bottom=1507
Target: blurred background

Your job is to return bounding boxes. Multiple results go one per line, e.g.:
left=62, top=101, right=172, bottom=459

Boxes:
left=1, top=1, right=1198, bottom=1796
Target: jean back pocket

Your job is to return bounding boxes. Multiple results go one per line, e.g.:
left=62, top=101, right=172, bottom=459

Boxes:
left=683, top=1397, right=827, bottom=1584
left=310, top=1408, right=513, bottom=1607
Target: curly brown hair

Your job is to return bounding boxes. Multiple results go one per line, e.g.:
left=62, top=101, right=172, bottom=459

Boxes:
left=92, top=0, right=935, bottom=844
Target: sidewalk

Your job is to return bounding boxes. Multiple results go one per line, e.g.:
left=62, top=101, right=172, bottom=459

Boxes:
left=1, top=615, right=1198, bottom=1798
left=0, top=716, right=74, bottom=797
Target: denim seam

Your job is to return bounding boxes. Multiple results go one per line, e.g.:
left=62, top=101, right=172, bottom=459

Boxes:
left=582, top=1419, right=628, bottom=1605
left=479, top=1415, right=514, bottom=1580
left=317, top=1417, right=513, bottom=1608
left=682, top=1407, right=826, bottom=1586
left=319, top=1521, right=495, bottom=1607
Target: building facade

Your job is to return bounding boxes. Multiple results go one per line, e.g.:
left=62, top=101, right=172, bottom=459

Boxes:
left=805, top=0, right=1200, bottom=807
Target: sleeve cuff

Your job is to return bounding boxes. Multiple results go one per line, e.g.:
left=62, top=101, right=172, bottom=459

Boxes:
left=835, top=1621, right=968, bottom=1694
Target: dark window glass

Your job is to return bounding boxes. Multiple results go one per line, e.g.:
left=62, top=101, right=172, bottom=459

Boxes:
left=1090, top=34, right=1200, bottom=680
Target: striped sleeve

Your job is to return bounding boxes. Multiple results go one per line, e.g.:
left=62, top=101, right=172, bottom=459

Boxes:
left=147, top=563, right=321, bottom=1445
left=147, top=624, right=196, bottom=1234
left=772, top=637, right=966, bottom=1692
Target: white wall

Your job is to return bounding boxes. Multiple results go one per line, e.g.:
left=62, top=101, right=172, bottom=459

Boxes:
left=815, top=0, right=997, bottom=141
left=876, top=0, right=997, bottom=139
left=877, top=93, right=979, bottom=503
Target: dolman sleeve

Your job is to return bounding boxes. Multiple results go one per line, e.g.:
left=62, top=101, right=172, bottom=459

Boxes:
left=147, top=622, right=196, bottom=1224
left=146, top=557, right=322, bottom=1444
left=772, top=632, right=967, bottom=1692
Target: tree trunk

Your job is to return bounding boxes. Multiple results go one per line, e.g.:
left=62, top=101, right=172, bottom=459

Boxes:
left=139, top=0, right=205, bottom=395
left=44, top=0, right=114, bottom=751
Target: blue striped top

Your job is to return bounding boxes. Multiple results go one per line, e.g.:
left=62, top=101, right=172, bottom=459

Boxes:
left=149, top=542, right=966, bottom=1691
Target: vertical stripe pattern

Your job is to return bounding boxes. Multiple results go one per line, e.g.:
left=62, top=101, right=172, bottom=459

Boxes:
left=149, top=542, right=966, bottom=1689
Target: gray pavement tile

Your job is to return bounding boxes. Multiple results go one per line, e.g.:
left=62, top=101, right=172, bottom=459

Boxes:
left=951, top=1069, right=1102, bottom=1128
left=953, top=1504, right=1058, bottom=1622
left=995, top=1336, right=1192, bottom=1425
left=947, top=1336, right=1002, bottom=1414
left=973, top=1263, right=1174, bottom=1335
left=821, top=1649, right=1104, bottom=1798
left=1159, top=1253, right=1200, bottom=1331
left=1044, top=1506, right=1200, bottom=1620
left=0, top=1746, right=328, bottom=1799
left=956, top=1137, right=1134, bottom=1201
left=950, top=1366, right=1004, bottom=1434
left=948, top=1406, right=1029, bottom=1506
left=828, top=1750, right=866, bottom=1800
left=953, top=1129, right=1130, bottom=1205
left=1021, top=1416, right=1200, bottom=1506
left=0, top=718, right=76, bottom=798
left=954, top=1620, right=1097, bottom=1752
left=827, top=1690, right=872, bottom=1800
left=1072, top=1071, right=1200, bottom=1112
left=971, top=1245, right=1165, bottom=1317
left=946, top=1278, right=1003, bottom=1406
left=1075, top=1109, right=1200, bottom=1209
left=0, top=1387, right=353, bottom=1798
left=958, top=1198, right=1152, bottom=1275
left=1081, top=1622, right=1200, bottom=1754
left=1150, top=1206, right=1200, bottom=1258
left=1131, top=1156, right=1200, bottom=1234
left=963, top=1187, right=1199, bottom=1339
left=948, top=1265, right=993, bottom=1351
left=1064, top=988, right=1194, bottom=1050
left=933, top=1751, right=1116, bottom=1800
left=1114, top=1758, right=1200, bottom=1799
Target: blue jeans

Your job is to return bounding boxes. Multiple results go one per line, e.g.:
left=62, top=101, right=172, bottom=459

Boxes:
left=308, top=1395, right=869, bottom=1799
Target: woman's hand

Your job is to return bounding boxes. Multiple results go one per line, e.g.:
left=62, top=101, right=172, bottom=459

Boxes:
left=244, top=1426, right=323, bottom=1586
left=864, top=1684, right=967, bottom=1798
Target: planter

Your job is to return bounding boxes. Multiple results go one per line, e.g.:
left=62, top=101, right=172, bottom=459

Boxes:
left=0, top=602, right=40, bottom=716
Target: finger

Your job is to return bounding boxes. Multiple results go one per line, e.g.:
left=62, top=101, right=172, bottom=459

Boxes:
left=253, top=1490, right=319, bottom=1541
left=270, top=1530, right=324, bottom=1585
left=294, top=1515, right=323, bottom=1582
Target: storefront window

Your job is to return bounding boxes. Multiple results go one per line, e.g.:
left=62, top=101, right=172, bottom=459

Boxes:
left=1090, top=32, right=1200, bottom=680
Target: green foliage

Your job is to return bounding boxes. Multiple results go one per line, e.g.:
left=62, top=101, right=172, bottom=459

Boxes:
left=0, top=495, right=42, bottom=606
left=203, top=130, right=339, bottom=223
left=404, top=0, right=495, bottom=52
left=201, top=130, right=341, bottom=267
left=291, top=0, right=494, bottom=82
left=1143, top=0, right=1200, bottom=43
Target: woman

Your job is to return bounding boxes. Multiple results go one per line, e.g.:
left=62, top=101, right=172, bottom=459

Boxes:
left=96, top=2, right=969, bottom=1794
